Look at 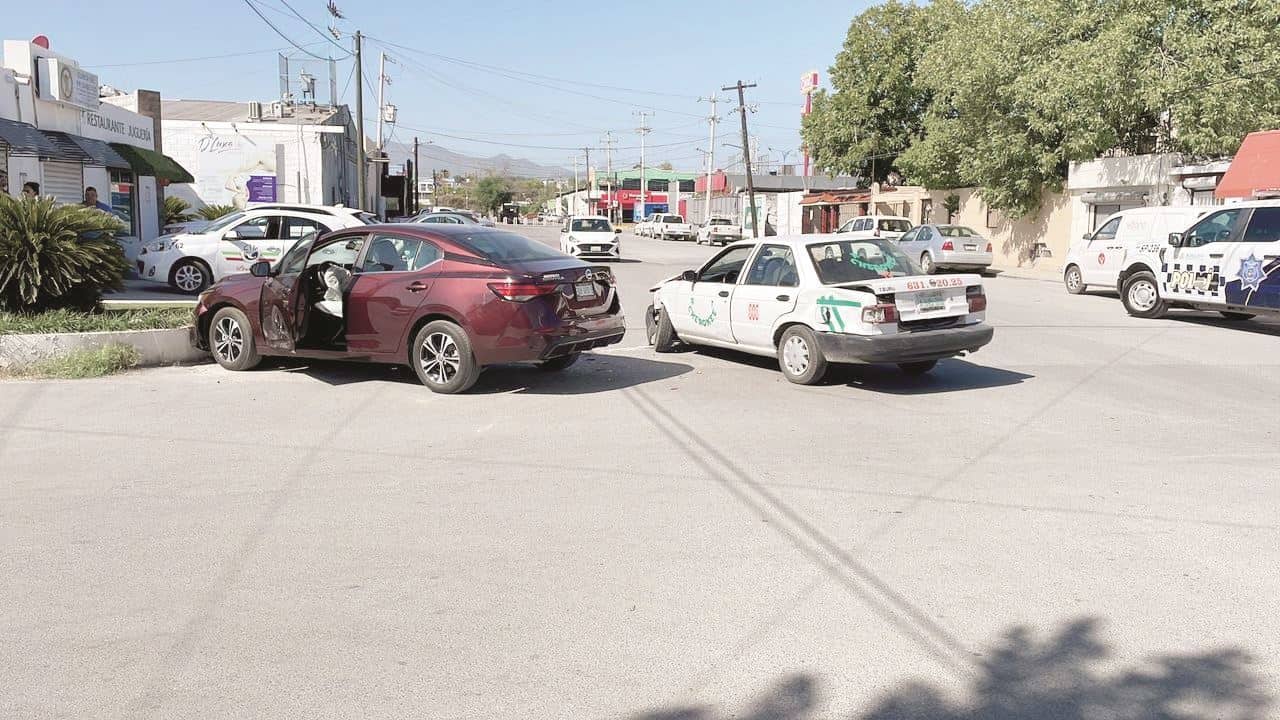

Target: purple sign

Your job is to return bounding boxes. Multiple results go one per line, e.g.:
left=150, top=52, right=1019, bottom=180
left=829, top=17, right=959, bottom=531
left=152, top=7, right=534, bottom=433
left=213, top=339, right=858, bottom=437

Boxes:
left=246, top=175, right=277, bottom=203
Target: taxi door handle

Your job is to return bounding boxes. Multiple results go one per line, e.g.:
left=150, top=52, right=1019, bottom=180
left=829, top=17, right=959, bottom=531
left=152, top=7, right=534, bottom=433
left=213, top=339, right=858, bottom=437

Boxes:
left=776, top=294, right=790, bottom=302
left=407, top=281, right=429, bottom=292
left=718, top=290, right=729, bottom=297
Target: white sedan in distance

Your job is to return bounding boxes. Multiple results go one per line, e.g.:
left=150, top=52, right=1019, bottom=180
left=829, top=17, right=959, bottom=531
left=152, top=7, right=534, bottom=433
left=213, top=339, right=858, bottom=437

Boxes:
left=560, top=215, right=623, bottom=260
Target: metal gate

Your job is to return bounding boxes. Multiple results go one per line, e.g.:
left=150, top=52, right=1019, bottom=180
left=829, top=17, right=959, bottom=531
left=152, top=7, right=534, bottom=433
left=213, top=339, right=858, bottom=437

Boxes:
left=41, top=161, right=83, bottom=204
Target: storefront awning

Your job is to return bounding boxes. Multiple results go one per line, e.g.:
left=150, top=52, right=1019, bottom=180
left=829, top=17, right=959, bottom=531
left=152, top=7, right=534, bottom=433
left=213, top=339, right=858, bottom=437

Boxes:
left=108, top=143, right=195, bottom=183
left=0, top=117, right=62, bottom=157
left=1079, top=190, right=1148, bottom=204
left=1216, top=129, right=1280, bottom=200
left=51, top=132, right=130, bottom=168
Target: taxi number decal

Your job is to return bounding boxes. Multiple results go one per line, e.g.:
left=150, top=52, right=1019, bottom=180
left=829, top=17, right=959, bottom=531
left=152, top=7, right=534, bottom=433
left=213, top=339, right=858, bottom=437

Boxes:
left=905, top=278, right=963, bottom=291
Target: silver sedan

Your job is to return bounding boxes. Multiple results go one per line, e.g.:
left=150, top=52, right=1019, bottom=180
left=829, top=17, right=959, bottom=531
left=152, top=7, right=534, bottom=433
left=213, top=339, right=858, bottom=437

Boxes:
left=897, top=224, right=994, bottom=274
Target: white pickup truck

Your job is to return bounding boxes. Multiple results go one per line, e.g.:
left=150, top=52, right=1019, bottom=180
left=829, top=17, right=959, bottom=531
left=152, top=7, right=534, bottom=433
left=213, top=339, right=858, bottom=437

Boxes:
left=696, top=216, right=743, bottom=246
left=653, top=214, right=695, bottom=241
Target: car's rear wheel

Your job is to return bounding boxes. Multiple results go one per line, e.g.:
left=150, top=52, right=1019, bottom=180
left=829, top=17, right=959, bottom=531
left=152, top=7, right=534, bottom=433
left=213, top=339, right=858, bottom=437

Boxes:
left=209, top=307, right=261, bottom=371
left=919, top=252, right=937, bottom=275
left=648, top=305, right=678, bottom=352
left=538, top=353, right=580, bottom=371
left=412, top=320, right=480, bottom=394
left=1121, top=271, right=1167, bottom=319
left=778, top=325, right=828, bottom=385
left=1220, top=311, right=1256, bottom=321
left=898, top=360, right=938, bottom=376
left=172, top=259, right=211, bottom=294
left=1064, top=265, right=1086, bottom=294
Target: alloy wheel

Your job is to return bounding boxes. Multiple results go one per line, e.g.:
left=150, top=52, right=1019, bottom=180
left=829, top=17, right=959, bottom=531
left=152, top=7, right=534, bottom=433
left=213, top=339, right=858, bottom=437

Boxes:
left=213, top=316, right=243, bottom=364
left=1065, top=267, right=1083, bottom=292
left=782, top=335, right=810, bottom=375
left=421, top=332, right=461, bottom=384
left=174, top=264, right=205, bottom=292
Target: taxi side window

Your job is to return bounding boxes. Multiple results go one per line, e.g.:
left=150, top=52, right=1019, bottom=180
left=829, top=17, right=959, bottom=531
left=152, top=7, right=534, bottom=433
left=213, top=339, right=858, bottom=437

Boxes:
left=1092, top=217, right=1121, bottom=243
left=1184, top=208, right=1243, bottom=247
left=744, top=245, right=799, bottom=287
left=699, top=245, right=754, bottom=284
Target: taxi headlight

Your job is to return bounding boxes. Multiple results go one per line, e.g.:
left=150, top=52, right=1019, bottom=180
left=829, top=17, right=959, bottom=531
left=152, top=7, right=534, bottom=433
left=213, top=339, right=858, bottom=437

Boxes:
left=146, top=240, right=169, bottom=253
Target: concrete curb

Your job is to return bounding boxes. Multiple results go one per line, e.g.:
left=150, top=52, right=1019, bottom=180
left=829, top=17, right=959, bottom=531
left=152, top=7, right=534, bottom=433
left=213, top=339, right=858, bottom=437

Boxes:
left=0, top=328, right=209, bottom=370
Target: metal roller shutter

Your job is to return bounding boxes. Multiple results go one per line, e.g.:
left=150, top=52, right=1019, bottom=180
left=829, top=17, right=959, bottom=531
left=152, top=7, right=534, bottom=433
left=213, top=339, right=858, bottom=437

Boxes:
left=42, top=161, right=83, bottom=204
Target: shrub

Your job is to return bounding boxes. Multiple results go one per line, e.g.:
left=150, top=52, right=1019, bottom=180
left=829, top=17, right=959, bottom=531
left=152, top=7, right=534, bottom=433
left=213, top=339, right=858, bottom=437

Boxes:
left=197, top=203, right=238, bottom=221
left=3, top=343, right=140, bottom=379
left=163, top=196, right=194, bottom=225
left=0, top=195, right=129, bottom=313
left=0, top=307, right=192, bottom=335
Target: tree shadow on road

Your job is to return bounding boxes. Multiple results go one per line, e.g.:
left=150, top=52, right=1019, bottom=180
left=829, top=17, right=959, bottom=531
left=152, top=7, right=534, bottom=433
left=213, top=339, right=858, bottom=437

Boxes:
left=626, top=618, right=1270, bottom=720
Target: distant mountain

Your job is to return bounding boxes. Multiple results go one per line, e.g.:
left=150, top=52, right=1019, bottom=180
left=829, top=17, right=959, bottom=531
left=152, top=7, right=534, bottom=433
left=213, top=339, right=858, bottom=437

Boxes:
left=381, top=141, right=570, bottom=179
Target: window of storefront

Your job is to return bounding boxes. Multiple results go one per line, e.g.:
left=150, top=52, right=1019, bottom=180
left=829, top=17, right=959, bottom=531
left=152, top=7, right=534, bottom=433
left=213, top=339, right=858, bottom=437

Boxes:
left=1092, top=203, right=1121, bottom=230
left=1191, top=190, right=1223, bottom=207
left=109, top=169, right=136, bottom=236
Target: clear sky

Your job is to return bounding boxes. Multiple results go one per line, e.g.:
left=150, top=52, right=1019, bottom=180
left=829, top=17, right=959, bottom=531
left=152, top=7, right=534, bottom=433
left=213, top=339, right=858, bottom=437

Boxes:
left=8, top=0, right=869, bottom=174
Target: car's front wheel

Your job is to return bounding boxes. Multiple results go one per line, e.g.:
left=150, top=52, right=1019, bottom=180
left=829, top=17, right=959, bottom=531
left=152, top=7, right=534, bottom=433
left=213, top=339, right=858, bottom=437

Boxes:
left=1121, top=271, right=1167, bottom=319
left=171, top=259, right=211, bottom=294
left=538, top=353, right=580, bottom=371
left=647, top=304, right=678, bottom=352
left=778, top=325, right=828, bottom=385
left=1064, top=265, right=1086, bottom=294
left=919, top=252, right=936, bottom=275
left=412, top=320, right=481, bottom=394
left=209, top=307, right=262, bottom=371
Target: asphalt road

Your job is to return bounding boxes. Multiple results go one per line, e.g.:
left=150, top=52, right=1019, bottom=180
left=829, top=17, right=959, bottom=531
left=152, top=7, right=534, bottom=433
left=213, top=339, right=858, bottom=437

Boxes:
left=3, top=226, right=1279, bottom=719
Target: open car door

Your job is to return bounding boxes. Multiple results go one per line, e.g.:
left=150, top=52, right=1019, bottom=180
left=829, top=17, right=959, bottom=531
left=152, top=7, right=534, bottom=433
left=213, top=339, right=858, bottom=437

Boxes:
left=259, top=232, right=316, bottom=353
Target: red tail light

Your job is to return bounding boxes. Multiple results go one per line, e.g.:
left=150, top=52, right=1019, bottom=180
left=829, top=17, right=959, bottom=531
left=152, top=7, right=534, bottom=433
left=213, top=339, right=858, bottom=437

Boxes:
left=488, top=281, right=560, bottom=302
left=941, top=240, right=954, bottom=251
left=966, top=285, right=987, bottom=313
left=861, top=302, right=899, bottom=324
left=985, top=242, right=993, bottom=253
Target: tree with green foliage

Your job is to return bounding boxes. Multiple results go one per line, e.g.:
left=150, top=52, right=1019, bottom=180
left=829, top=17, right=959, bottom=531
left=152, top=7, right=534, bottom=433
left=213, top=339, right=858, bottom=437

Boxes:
left=473, top=175, right=513, bottom=214
left=0, top=195, right=129, bottom=312
left=801, top=0, right=963, bottom=184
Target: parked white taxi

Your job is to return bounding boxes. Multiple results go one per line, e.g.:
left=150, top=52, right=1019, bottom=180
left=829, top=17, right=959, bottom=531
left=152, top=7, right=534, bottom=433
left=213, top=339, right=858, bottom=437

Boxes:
left=646, top=235, right=993, bottom=385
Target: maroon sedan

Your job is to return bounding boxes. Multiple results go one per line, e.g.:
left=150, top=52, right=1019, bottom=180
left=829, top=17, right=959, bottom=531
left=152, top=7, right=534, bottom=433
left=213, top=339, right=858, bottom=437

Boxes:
left=191, top=224, right=626, bottom=393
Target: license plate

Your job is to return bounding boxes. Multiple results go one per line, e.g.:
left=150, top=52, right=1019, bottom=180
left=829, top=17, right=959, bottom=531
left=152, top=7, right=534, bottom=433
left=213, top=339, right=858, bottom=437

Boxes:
left=964, top=243, right=977, bottom=251
left=574, top=282, right=597, bottom=300
left=916, top=290, right=946, bottom=312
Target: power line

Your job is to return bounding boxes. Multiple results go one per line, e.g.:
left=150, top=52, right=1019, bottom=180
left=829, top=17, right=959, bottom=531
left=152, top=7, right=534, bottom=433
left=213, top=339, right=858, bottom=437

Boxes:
left=85, top=44, right=318, bottom=68
left=278, top=0, right=352, bottom=59
left=242, top=0, right=333, bottom=61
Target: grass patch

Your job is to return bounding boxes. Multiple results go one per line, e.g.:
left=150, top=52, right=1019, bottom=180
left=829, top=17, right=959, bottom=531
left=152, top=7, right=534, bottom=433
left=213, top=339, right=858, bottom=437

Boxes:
left=3, top=343, right=140, bottom=379
left=0, top=307, right=192, bottom=335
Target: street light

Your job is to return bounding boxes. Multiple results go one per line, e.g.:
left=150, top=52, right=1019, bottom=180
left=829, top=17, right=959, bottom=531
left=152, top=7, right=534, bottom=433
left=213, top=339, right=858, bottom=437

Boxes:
left=769, top=147, right=796, bottom=174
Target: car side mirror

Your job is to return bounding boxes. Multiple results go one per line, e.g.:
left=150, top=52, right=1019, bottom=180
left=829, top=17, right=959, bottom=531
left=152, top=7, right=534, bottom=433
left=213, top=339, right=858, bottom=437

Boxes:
left=249, top=260, right=271, bottom=277
left=1082, top=232, right=1092, bottom=241
left=680, top=270, right=698, bottom=283
left=560, top=227, right=568, bottom=233
left=1168, top=232, right=1183, bottom=247
left=614, top=228, right=622, bottom=234
left=224, top=231, right=240, bottom=240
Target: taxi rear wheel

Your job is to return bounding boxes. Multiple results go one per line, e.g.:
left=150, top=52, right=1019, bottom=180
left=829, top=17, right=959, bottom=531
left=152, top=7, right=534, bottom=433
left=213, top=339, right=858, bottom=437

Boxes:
left=778, top=325, right=828, bottom=385
left=1121, top=270, right=1167, bottom=319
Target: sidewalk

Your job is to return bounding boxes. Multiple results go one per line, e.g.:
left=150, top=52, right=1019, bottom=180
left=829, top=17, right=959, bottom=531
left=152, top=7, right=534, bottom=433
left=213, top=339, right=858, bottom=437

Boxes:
left=989, top=261, right=1062, bottom=284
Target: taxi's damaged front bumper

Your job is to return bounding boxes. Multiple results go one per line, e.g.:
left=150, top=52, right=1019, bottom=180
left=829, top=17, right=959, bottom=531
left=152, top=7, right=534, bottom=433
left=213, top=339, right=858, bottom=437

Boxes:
left=816, top=323, right=994, bottom=364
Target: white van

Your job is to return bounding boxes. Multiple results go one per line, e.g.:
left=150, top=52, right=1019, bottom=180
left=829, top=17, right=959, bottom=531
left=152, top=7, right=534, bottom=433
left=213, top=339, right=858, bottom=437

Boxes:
left=1062, top=207, right=1208, bottom=294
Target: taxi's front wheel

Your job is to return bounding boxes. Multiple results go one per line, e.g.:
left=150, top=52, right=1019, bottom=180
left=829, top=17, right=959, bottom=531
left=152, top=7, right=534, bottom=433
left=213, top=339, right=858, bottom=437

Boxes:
left=1121, top=270, right=1167, bottom=319
left=778, top=325, right=828, bottom=385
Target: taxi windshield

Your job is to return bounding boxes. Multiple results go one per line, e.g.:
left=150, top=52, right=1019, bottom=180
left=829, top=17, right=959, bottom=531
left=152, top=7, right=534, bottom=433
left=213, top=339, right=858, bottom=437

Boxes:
left=571, top=218, right=612, bottom=232
left=202, top=212, right=247, bottom=234
left=808, top=238, right=922, bottom=283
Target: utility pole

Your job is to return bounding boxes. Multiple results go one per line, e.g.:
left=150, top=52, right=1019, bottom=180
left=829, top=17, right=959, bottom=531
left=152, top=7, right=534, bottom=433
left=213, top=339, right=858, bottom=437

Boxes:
left=583, top=146, right=593, bottom=214
left=570, top=154, right=580, bottom=217
left=698, top=95, right=720, bottom=225
left=413, top=136, right=420, bottom=214
left=634, top=111, right=652, bottom=221
left=601, top=132, right=617, bottom=224
left=722, top=81, right=759, bottom=238
left=354, top=31, right=366, bottom=211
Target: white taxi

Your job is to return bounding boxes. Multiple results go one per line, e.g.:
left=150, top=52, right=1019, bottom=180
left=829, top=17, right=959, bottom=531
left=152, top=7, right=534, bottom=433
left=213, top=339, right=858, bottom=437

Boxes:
left=560, top=215, right=622, bottom=260
left=1116, top=199, right=1280, bottom=321
left=136, top=207, right=365, bottom=294
left=646, top=235, right=993, bottom=385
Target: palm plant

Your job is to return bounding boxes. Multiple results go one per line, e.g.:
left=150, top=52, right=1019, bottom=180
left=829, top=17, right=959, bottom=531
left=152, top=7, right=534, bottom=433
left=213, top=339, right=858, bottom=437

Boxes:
left=196, top=204, right=238, bottom=221
left=163, top=196, right=194, bottom=226
left=0, top=195, right=129, bottom=312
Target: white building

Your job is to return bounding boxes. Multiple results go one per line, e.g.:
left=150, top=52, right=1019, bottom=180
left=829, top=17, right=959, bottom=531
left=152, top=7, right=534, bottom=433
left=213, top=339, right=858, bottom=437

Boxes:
left=1, top=38, right=191, bottom=245
left=161, top=99, right=375, bottom=213
left=1067, top=153, right=1230, bottom=241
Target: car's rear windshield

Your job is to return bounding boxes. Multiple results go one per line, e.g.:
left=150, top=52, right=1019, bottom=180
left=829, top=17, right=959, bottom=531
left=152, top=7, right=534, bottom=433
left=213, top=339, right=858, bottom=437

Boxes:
left=662, top=215, right=683, bottom=223
left=709, top=218, right=732, bottom=225
left=808, top=238, right=922, bottom=283
left=936, top=225, right=979, bottom=237
left=571, top=218, right=612, bottom=232
left=879, top=219, right=912, bottom=232
left=453, top=230, right=566, bottom=262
